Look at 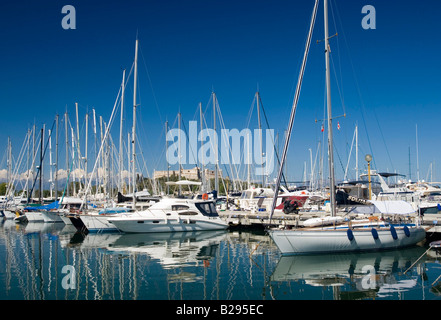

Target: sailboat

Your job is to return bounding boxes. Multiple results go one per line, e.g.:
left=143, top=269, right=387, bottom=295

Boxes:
left=267, top=0, right=426, bottom=255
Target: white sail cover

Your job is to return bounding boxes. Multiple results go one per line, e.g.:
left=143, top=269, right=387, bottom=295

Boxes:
left=166, top=180, right=202, bottom=186
left=351, top=200, right=415, bottom=215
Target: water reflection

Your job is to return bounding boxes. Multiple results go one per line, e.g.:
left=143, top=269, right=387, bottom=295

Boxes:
left=270, top=245, right=432, bottom=299
left=1, top=218, right=441, bottom=300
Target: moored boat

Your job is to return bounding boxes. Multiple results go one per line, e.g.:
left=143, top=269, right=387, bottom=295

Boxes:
left=108, top=198, right=229, bottom=233
left=267, top=0, right=427, bottom=256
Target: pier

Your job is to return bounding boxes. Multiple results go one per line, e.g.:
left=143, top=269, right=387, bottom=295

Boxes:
left=219, top=209, right=441, bottom=237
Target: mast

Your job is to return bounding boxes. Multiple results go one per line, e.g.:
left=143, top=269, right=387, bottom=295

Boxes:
left=213, top=91, right=219, bottom=192
left=199, top=103, right=205, bottom=193
left=7, top=137, right=11, bottom=198
left=132, top=39, right=139, bottom=209
left=84, top=111, right=88, bottom=203
left=416, top=124, right=420, bottom=182
left=256, top=91, right=264, bottom=187
left=355, top=124, right=358, bottom=179
left=178, top=112, right=182, bottom=196
left=65, top=111, right=69, bottom=196
left=269, top=0, right=319, bottom=222
left=55, top=115, right=59, bottom=201
left=247, top=130, right=251, bottom=188
left=165, top=120, right=169, bottom=194
left=49, top=128, right=53, bottom=199
left=119, top=69, right=126, bottom=193
left=39, top=126, right=44, bottom=204
left=93, top=109, right=98, bottom=197
left=324, top=0, right=337, bottom=217
left=127, top=132, right=131, bottom=193
left=26, top=129, right=30, bottom=200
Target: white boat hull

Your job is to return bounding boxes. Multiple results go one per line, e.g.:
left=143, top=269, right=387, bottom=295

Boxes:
left=269, top=225, right=427, bottom=255
left=25, top=211, right=45, bottom=222
left=41, top=211, right=65, bottom=223
left=59, top=214, right=73, bottom=225
left=80, top=214, right=120, bottom=233
left=3, top=209, right=17, bottom=219
left=108, top=216, right=229, bottom=233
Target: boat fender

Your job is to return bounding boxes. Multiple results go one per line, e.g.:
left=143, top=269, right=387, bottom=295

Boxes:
left=390, top=226, right=398, bottom=240
left=403, top=225, right=410, bottom=237
left=347, top=229, right=354, bottom=241
left=371, top=228, right=379, bottom=240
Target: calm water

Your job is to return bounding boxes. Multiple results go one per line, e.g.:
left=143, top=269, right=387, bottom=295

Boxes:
left=1, top=218, right=441, bottom=301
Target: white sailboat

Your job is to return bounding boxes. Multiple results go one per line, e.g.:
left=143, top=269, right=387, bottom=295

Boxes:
left=268, top=0, right=426, bottom=255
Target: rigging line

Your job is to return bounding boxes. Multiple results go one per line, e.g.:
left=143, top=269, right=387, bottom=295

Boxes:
left=372, top=107, right=394, bottom=171
left=215, top=98, right=242, bottom=185
left=269, top=0, right=319, bottom=222
left=333, top=143, right=346, bottom=180
left=179, top=115, right=198, bottom=172
left=329, top=0, right=345, bottom=109
left=139, top=46, right=163, bottom=125
left=231, top=93, right=256, bottom=183
left=258, top=94, right=288, bottom=188
left=7, top=131, right=31, bottom=197
left=26, top=120, right=56, bottom=203
left=151, top=121, right=167, bottom=171
left=80, top=84, right=122, bottom=210
left=329, top=52, right=346, bottom=117
left=332, top=0, right=375, bottom=169
left=214, top=98, right=235, bottom=170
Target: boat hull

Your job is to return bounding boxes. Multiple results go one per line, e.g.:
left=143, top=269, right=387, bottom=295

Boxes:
left=41, top=211, right=64, bottom=223
left=25, top=211, right=45, bottom=222
left=3, top=209, right=17, bottom=219
left=80, top=214, right=121, bottom=233
left=108, top=217, right=229, bottom=233
left=269, top=225, right=426, bottom=255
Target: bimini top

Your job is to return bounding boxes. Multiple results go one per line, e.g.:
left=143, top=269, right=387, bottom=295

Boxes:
left=350, top=200, right=416, bottom=216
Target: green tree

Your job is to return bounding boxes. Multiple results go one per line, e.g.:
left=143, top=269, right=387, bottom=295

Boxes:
left=0, top=182, right=7, bottom=196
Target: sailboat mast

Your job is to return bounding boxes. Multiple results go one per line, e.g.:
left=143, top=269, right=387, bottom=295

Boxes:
left=49, top=128, right=53, bottom=199
left=39, top=126, right=44, bottom=204
left=324, top=0, right=336, bottom=217
left=119, top=69, right=126, bottom=193
left=199, top=102, right=205, bottom=193
left=355, top=124, right=359, bottom=179
left=65, top=112, right=69, bottom=196
left=213, top=92, right=219, bottom=192
left=165, top=120, right=169, bottom=194
left=256, top=91, right=264, bottom=187
left=178, top=112, right=182, bottom=196
left=55, top=114, right=59, bottom=201
left=132, top=39, right=139, bottom=209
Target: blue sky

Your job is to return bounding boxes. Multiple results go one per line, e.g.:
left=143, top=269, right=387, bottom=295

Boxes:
left=0, top=0, right=440, bottom=185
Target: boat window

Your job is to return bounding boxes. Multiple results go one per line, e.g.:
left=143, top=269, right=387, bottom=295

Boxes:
left=240, top=191, right=253, bottom=199
left=172, top=205, right=189, bottom=211
left=195, top=202, right=219, bottom=217
left=178, top=211, right=198, bottom=216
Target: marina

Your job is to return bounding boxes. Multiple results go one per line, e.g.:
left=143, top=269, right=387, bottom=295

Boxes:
left=1, top=0, right=441, bottom=306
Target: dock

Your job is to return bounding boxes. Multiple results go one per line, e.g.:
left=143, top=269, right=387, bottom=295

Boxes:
left=219, top=209, right=441, bottom=236
left=219, top=209, right=331, bottom=228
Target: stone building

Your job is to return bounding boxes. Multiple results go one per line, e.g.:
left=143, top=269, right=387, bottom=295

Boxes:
left=153, top=166, right=221, bottom=181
